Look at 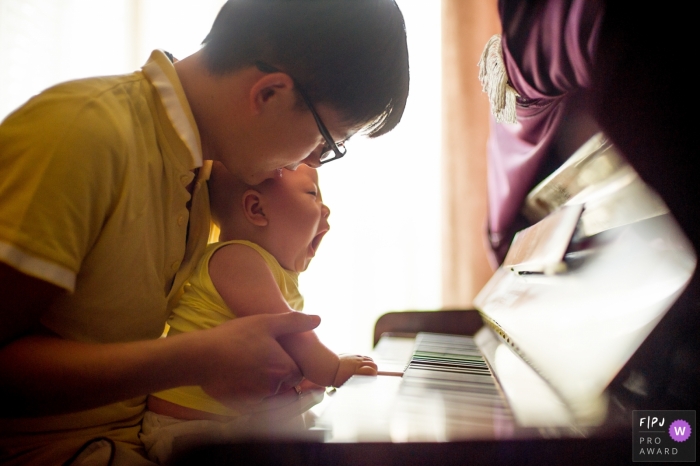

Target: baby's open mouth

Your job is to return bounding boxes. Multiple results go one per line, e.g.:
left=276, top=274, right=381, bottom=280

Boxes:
left=310, top=231, right=327, bottom=255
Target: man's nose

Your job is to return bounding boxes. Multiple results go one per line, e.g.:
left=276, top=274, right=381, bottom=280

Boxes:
left=299, top=144, right=324, bottom=168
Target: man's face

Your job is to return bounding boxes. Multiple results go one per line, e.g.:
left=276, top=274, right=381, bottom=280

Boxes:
left=223, top=100, right=355, bottom=186
left=261, top=164, right=330, bottom=272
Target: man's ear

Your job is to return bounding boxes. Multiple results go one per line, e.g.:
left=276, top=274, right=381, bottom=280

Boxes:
left=242, top=189, right=269, bottom=226
left=249, top=72, right=295, bottom=114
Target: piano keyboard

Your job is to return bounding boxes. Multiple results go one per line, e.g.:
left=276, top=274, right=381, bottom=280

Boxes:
left=314, top=332, right=517, bottom=442
left=393, top=333, right=515, bottom=439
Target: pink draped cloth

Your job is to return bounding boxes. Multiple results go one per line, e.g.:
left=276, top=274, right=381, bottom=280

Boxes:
left=484, top=0, right=700, bottom=415
left=486, top=0, right=604, bottom=263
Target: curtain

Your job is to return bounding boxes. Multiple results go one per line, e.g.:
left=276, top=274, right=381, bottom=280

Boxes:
left=441, top=0, right=500, bottom=308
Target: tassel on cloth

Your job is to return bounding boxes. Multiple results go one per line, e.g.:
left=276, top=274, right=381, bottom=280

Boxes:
left=478, top=34, right=519, bottom=124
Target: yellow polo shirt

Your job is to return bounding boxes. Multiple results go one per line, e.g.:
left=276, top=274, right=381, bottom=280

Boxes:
left=0, top=50, right=211, bottom=464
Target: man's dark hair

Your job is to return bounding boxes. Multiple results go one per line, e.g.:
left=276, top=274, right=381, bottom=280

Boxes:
left=201, top=0, right=410, bottom=138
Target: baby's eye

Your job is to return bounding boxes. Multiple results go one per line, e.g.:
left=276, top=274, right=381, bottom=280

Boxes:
left=307, top=191, right=317, bottom=196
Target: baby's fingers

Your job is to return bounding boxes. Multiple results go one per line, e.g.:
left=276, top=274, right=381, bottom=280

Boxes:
left=361, top=357, right=377, bottom=370
left=354, top=365, right=378, bottom=376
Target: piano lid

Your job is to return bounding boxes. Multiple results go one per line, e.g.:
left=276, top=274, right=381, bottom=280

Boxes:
left=474, top=133, right=697, bottom=423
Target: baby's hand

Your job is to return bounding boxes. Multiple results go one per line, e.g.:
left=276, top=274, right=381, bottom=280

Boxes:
left=332, top=354, right=378, bottom=388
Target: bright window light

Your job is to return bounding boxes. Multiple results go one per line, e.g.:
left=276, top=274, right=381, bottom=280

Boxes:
left=300, top=1, right=442, bottom=354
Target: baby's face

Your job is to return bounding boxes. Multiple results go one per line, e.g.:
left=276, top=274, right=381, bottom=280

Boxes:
left=261, top=165, right=330, bottom=272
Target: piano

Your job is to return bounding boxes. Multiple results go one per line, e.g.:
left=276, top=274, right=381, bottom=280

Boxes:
left=169, top=134, right=698, bottom=465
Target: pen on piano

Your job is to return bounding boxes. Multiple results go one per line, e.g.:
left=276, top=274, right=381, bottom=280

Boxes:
left=376, top=370, right=404, bottom=377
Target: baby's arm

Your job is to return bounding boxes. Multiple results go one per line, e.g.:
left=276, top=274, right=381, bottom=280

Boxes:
left=209, top=243, right=376, bottom=387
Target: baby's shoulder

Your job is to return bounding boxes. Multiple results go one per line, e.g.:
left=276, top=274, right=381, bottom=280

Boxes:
left=207, top=240, right=272, bottom=267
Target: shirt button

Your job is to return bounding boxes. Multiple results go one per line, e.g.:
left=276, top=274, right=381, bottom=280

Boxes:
left=171, top=261, right=180, bottom=271
left=180, top=174, right=191, bottom=185
left=177, top=215, right=186, bottom=226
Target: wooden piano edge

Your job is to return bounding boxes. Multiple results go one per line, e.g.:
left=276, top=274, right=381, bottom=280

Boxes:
left=170, top=435, right=632, bottom=466
left=373, top=309, right=485, bottom=347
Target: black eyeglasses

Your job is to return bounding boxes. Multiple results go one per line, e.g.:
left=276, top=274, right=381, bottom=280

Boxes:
left=255, top=61, right=347, bottom=164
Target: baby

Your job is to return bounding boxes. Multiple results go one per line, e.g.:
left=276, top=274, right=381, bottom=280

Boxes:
left=141, top=162, right=376, bottom=461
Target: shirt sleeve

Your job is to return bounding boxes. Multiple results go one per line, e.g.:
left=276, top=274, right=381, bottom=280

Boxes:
left=0, top=84, right=125, bottom=291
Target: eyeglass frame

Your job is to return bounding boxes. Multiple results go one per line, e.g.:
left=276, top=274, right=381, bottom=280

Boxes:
left=254, top=61, right=347, bottom=164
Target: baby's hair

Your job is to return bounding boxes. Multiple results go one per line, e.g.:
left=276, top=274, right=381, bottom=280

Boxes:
left=208, top=163, right=278, bottom=229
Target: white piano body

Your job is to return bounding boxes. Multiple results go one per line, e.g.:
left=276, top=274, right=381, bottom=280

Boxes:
left=311, top=134, right=697, bottom=443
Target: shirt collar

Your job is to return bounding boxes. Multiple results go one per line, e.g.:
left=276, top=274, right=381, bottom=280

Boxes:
left=142, top=49, right=203, bottom=169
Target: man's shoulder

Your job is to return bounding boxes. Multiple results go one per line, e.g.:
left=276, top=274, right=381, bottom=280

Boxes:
left=7, top=71, right=149, bottom=132
left=1, top=71, right=154, bottom=164
left=40, top=71, right=147, bottom=104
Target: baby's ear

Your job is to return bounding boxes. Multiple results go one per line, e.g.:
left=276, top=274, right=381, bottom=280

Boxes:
left=242, top=189, right=268, bottom=227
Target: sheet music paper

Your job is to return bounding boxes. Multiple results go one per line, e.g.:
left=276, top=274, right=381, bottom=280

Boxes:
left=502, top=204, right=583, bottom=275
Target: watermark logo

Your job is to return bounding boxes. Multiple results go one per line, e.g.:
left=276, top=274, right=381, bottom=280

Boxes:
left=633, top=410, right=695, bottom=462
left=669, top=419, right=692, bottom=443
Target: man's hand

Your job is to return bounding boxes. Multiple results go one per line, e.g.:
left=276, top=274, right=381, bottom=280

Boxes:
left=0, top=276, right=319, bottom=418
left=197, top=311, right=321, bottom=408
left=332, top=354, right=378, bottom=388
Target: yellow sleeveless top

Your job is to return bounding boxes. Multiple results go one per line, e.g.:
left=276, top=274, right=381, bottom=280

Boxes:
left=152, top=240, right=303, bottom=416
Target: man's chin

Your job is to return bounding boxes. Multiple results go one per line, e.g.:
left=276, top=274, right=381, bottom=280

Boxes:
left=247, top=170, right=278, bottom=185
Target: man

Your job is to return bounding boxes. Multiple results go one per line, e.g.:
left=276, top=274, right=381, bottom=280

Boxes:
left=0, top=1, right=409, bottom=464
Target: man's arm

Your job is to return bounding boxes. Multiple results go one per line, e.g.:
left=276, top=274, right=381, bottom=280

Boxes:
left=0, top=263, right=60, bottom=347
left=0, top=263, right=318, bottom=417
left=208, top=244, right=376, bottom=388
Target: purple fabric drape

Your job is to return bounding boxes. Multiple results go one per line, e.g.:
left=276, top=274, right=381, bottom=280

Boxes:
left=486, top=0, right=603, bottom=263
left=487, top=0, right=699, bottom=411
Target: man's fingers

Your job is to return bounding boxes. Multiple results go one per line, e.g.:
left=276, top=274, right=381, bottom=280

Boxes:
left=274, top=371, right=304, bottom=395
left=298, top=379, right=324, bottom=391
left=266, top=312, right=321, bottom=337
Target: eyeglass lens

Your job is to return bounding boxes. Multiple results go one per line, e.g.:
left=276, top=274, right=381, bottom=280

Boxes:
left=319, top=141, right=345, bottom=163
